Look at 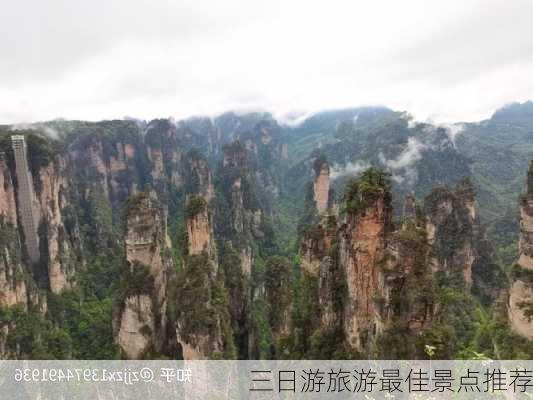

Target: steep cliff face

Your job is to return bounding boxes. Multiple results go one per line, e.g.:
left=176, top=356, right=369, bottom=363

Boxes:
left=185, top=196, right=216, bottom=261
left=217, top=141, right=263, bottom=276
left=0, top=158, right=24, bottom=308
left=117, top=193, right=171, bottom=359
left=424, top=179, right=504, bottom=304
left=0, top=144, right=49, bottom=358
left=294, top=170, right=438, bottom=356
left=0, top=156, right=18, bottom=227
left=68, top=123, right=147, bottom=209
left=508, top=161, right=533, bottom=339
left=299, top=216, right=336, bottom=275
left=313, top=159, right=330, bottom=214
left=518, top=162, right=533, bottom=271
left=340, top=173, right=392, bottom=352
left=387, top=203, right=435, bottom=334
left=173, top=196, right=234, bottom=359
left=215, top=140, right=278, bottom=358
left=145, top=119, right=182, bottom=191
left=35, top=158, right=81, bottom=293
left=263, top=256, right=292, bottom=351
left=0, top=134, right=83, bottom=295
left=182, top=151, right=215, bottom=202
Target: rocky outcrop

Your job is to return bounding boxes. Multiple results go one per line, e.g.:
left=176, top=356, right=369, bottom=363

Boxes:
left=175, top=236, right=230, bottom=359
left=508, top=279, right=533, bottom=339
left=219, top=141, right=262, bottom=276
left=68, top=125, right=144, bottom=208
left=313, top=159, right=330, bottom=214
left=297, top=172, right=436, bottom=355
left=182, top=151, right=215, bottom=202
left=0, top=155, right=18, bottom=226
left=424, top=179, right=504, bottom=304
left=299, top=215, right=336, bottom=275
left=508, top=161, right=533, bottom=339
left=0, top=222, right=27, bottom=309
left=185, top=196, right=216, bottom=261
left=214, top=140, right=275, bottom=358
left=36, top=159, right=80, bottom=293
left=340, top=182, right=392, bottom=352
left=117, top=193, right=171, bottom=359
left=0, top=151, right=45, bottom=310
left=518, top=162, right=533, bottom=271
left=263, top=256, right=293, bottom=345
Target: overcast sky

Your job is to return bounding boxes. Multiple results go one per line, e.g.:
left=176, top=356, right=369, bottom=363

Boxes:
left=1, top=0, right=532, bottom=124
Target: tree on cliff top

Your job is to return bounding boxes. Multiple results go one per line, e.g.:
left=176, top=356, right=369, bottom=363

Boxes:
left=342, top=167, right=391, bottom=214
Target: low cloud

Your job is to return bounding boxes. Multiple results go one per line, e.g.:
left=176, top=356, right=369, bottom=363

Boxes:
left=330, top=160, right=370, bottom=180
left=380, top=137, right=427, bottom=170
left=276, top=110, right=316, bottom=127
left=379, top=137, right=427, bottom=186
left=440, top=122, right=465, bottom=145
left=10, top=123, right=60, bottom=139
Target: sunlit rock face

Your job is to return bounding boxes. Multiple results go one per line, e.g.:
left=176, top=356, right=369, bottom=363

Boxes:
left=313, top=161, right=330, bottom=214
left=340, top=192, right=391, bottom=353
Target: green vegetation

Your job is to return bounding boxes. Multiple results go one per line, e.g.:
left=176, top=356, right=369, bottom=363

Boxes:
left=171, top=253, right=236, bottom=358
left=185, top=195, right=207, bottom=219
left=343, top=167, right=391, bottom=214
left=1, top=108, right=532, bottom=362
left=0, top=306, right=73, bottom=359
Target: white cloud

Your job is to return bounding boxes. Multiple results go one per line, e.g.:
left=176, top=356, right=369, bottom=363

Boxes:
left=1, top=0, right=532, bottom=124
left=440, top=123, right=466, bottom=146
left=380, top=138, right=427, bottom=170
left=10, top=123, right=59, bottom=139
left=379, top=137, right=428, bottom=186
left=330, top=161, right=370, bottom=180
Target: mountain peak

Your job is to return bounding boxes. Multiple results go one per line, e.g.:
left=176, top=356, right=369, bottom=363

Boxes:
left=491, top=101, right=533, bottom=125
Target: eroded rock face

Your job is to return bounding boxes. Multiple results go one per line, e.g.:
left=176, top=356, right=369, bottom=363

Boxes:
left=185, top=155, right=215, bottom=202
left=263, top=256, right=293, bottom=345
left=313, top=161, right=330, bottom=214
left=0, top=150, right=46, bottom=311
left=318, top=256, right=338, bottom=329
left=424, top=179, right=504, bottom=304
left=186, top=196, right=217, bottom=263
left=299, top=216, right=336, bottom=275
left=176, top=222, right=226, bottom=359
left=508, top=161, right=533, bottom=339
left=0, top=224, right=27, bottom=309
left=118, top=193, right=172, bottom=359
left=187, top=207, right=213, bottom=256
left=176, top=331, right=215, bottom=360
left=37, top=160, right=80, bottom=294
left=519, top=199, right=533, bottom=271
left=68, top=126, right=144, bottom=209
left=0, top=157, right=17, bottom=226
left=118, top=295, right=154, bottom=359
left=340, top=195, right=390, bottom=352
left=509, top=280, right=533, bottom=340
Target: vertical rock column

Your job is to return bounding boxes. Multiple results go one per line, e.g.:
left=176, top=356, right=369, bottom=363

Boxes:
left=340, top=192, right=391, bottom=353
left=174, top=195, right=229, bottom=359
left=0, top=154, right=27, bottom=308
left=117, top=193, right=171, bottom=358
left=313, top=159, right=330, bottom=214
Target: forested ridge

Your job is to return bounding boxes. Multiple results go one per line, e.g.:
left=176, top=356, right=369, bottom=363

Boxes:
left=0, top=102, right=532, bottom=359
